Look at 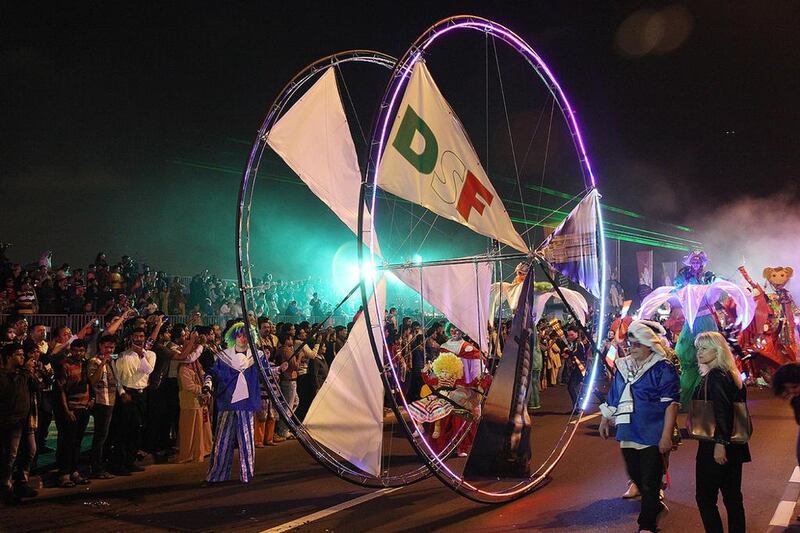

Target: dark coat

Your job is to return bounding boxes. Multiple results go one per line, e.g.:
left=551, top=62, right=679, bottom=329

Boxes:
left=693, top=368, right=752, bottom=464
left=0, top=369, right=33, bottom=426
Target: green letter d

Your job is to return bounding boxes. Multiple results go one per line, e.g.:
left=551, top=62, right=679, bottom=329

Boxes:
left=391, top=105, right=438, bottom=174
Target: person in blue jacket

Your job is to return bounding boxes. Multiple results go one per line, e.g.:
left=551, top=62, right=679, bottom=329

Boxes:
left=599, top=320, right=680, bottom=533
left=203, top=322, right=271, bottom=484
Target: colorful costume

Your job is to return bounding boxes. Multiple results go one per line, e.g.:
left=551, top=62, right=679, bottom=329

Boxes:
left=637, top=252, right=754, bottom=409
left=204, top=341, right=266, bottom=484
left=672, top=252, right=717, bottom=407
left=408, top=353, right=490, bottom=454
left=739, top=266, right=798, bottom=371
left=440, top=337, right=481, bottom=385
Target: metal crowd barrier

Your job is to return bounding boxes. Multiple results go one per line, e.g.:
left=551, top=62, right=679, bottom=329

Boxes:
left=0, top=313, right=350, bottom=332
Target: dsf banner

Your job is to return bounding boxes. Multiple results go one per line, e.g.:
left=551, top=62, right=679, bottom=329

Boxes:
left=377, top=61, right=528, bottom=253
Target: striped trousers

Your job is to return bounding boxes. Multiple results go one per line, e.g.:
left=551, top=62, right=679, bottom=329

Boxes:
left=206, top=410, right=255, bottom=483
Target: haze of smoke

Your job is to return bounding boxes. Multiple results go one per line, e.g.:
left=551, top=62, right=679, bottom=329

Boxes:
left=693, top=193, right=800, bottom=292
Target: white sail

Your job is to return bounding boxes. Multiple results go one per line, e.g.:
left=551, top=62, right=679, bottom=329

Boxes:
left=392, top=261, right=493, bottom=353
left=267, top=67, right=381, bottom=256
left=377, top=62, right=528, bottom=253
left=303, top=277, right=387, bottom=477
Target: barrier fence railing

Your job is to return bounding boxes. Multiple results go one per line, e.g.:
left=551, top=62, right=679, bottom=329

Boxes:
left=0, top=313, right=352, bottom=333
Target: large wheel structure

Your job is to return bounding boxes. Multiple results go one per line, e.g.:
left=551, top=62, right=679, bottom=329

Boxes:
left=236, top=50, right=443, bottom=488
left=359, top=16, right=608, bottom=503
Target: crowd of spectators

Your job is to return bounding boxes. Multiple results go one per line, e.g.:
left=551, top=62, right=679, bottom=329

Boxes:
left=0, top=304, right=354, bottom=504
left=0, top=246, right=359, bottom=321
left=0, top=246, right=369, bottom=504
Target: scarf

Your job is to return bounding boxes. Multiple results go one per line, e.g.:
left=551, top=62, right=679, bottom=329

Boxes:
left=600, top=353, right=664, bottom=424
left=217, top=347, right=255, bottom=403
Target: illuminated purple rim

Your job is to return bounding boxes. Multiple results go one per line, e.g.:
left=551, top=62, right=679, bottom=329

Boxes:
left=358, top=15, right=608, bottom=503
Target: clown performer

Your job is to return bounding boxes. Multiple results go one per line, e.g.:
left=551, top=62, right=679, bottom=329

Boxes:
left=671, top=251, right=718, bottom=407
left=440, top=323, right=482, bottom=384
left=202, top=322, right=277, bottom=485
left=408, top=353, right=491, bottom=455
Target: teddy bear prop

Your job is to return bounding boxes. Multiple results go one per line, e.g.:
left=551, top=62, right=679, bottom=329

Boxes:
left=739, top=266, right=798, bottom=369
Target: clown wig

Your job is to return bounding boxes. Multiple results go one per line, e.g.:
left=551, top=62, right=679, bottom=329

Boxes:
left=431, top=352, right=464, bottom=380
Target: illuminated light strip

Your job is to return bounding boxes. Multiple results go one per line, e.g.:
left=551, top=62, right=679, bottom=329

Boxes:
left=363, top=16, right=608, bottom=501
left=581, top=191, right=608, bottom=411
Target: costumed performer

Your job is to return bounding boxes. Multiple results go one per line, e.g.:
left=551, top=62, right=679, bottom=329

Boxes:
left=763, top=267, right=798, bottom=362
left=488, top=262, right=529, bottom=325
left=673, top=250, right=718, bottom=408
left=440, top=323, right=482, bottom=384
left=203, top=322, right=269, bottom=484
left=599, top=320, right=680, bottom=533
left=176, top=331, right=213, bottom=463
left=409, top=353, right=491, bottom=456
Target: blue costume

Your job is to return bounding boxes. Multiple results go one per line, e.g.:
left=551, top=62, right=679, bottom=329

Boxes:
left=204, top=347, right=266, bottom=483
left=599, top=321, right=680, bottom=533
left=600, top=358, right=680, bottom=446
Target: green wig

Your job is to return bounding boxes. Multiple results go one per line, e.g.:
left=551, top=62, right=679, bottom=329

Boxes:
left=223, top=321, right=258, bottom=348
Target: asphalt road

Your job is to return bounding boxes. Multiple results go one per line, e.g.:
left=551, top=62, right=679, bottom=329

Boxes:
left=3, top=386, right=798, bottom=533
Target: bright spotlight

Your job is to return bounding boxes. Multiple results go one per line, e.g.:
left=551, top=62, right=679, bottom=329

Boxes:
left=412, top=254, right=423, bottom=265
left=361, top=260, right=376, bottom=281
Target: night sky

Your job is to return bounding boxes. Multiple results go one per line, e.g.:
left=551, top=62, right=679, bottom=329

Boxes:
left=3, top=1, right=799, bottom=282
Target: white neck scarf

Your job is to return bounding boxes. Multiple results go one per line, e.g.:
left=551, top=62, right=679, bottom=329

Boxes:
left=217, top=347, right=255, bottom=403
left=600, top=353, right=664, bottom=424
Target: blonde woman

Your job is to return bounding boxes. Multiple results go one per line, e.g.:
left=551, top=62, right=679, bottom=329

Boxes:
left=693, top=332, right=750, bottom=533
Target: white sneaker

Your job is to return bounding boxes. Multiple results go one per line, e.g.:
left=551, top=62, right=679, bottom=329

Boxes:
left=456, top=451, right=468, bottom=457
left=623, top=482, right=640, bottom=499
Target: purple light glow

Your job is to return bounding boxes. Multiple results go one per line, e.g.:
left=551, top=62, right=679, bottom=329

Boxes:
left=363, top=15, right=605, bottom=501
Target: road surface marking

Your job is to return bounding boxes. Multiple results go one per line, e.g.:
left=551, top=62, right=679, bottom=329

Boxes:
left=261, top=487, right=402, bottom=532
left=570, top=412, right=602, bottom=425
left=768, top=466, right=800, bottom=528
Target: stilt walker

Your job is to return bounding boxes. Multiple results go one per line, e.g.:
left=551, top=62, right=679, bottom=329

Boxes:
left=204, top=322, right=268, bottom=484
left=672, top=251, right=718, bottom=408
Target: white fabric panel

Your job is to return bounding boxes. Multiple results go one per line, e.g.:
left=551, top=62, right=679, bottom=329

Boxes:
left=393, top=262, right=493, bottom=353
left=637, top=281, right=755, bottom=331
left=636, top=286, right=676, bottom=321
left=489, top=285, right=588, bottom=326
left=533, top=288, right=589, bottom=325
left=488, top=281, right=524, bottom=327
left=303, top=278, right=387, bottom=477
left=267, top=67, right=381, bottom=256
left=377, top=62, right=528, bottom=253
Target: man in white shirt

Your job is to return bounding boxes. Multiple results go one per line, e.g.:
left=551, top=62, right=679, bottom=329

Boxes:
left=110, top=328, right=155, bottom=475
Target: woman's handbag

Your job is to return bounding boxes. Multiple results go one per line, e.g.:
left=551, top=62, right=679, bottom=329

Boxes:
left=686, top=375, right=753, bottom=444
